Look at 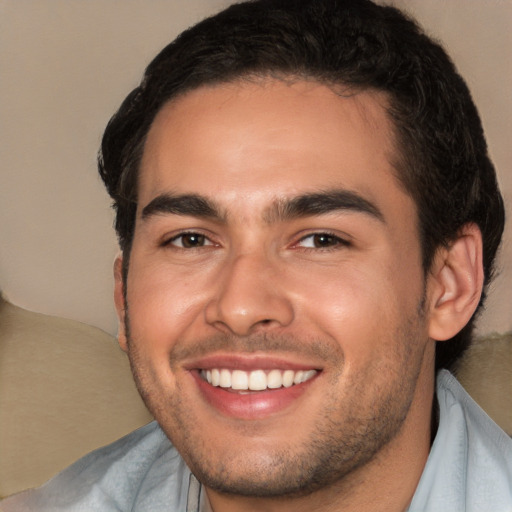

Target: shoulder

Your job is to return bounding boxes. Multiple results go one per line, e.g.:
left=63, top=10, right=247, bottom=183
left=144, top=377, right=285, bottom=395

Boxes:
left=437, top=370, right=512, bottom=460
left=0, top=421, right=192, bottom=511
left=409, top=371, right=512, bottom=512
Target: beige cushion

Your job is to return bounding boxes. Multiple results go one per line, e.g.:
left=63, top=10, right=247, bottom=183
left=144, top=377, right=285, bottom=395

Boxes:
left=455, top=332, right=512, bottom=436
left=0, top=299, right=152, bottom=498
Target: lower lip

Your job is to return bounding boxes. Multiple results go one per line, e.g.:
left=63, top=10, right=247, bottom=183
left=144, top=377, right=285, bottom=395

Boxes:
left=192, top=371, right=317, bottom=420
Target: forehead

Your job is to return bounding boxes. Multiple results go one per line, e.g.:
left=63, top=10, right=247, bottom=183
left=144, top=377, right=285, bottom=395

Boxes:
left=138, top=79, right=407, bottom=218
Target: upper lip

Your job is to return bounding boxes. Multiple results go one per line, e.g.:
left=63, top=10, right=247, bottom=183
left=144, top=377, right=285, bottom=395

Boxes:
left=182, top=352, right=323, bottom=372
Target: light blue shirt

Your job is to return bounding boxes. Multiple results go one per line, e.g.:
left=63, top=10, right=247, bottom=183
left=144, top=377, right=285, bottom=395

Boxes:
left=407, top=371, right=512, bottom=511
left=2, top=371, right=511, bottom=511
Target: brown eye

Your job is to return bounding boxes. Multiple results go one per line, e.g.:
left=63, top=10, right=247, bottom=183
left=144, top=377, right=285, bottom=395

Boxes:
left=312, top=233, right=340, bottom=248
left=183, top=233, right=205, bottom=247
left=297, top=232, right=348, bottom=249
left=168, top=232, right=212, bottom=248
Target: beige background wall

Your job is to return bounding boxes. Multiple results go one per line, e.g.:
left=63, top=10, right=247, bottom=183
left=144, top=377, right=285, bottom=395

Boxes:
left=1, top=0, right=511, bottom=337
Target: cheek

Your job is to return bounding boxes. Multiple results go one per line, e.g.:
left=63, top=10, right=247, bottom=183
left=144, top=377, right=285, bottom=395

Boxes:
left=125, top=260, right=211, bottom=347
left=293, top=257, right=423, bottom=360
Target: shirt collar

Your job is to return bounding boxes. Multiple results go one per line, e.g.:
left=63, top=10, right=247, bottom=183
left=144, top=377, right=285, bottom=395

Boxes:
left=186, top=473, right=213, bottom=512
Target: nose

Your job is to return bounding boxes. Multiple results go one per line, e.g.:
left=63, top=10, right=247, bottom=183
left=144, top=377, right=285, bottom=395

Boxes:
left=205, top=253, right=294, bottom=336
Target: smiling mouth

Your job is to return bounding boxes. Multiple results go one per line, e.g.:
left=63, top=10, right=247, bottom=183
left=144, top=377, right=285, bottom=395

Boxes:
left=200, top=368, right=318, bottom=392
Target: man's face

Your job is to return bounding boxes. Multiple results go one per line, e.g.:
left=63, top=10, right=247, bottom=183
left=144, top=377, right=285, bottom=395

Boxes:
left=117, top=80, right=436, bottom=497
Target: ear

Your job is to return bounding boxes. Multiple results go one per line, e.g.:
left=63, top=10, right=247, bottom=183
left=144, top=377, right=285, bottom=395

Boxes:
left=427, top=224, right=484, bottom=341
left=114, top=254, right=128, bottom=352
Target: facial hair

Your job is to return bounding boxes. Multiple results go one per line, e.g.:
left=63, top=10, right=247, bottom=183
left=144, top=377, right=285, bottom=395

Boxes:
left=122, top=298, right=429, bottom=500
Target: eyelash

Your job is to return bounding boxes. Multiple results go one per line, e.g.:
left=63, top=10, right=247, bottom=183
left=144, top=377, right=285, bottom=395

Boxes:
left=163, top=231, right=216, bottom=249
left=294, top=232, right=351, bottom=251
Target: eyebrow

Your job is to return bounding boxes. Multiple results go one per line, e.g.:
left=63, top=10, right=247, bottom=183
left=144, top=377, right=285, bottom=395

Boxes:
left=141, top=193, right=225, bottom=222
left=140, top=189, right=384, bottom=224
left=264, top=190, right=385, bottom=224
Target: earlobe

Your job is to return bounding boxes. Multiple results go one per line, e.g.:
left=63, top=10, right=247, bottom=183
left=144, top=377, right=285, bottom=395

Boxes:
left=428, top=224, right=484, bottom=341
left=113, top=254, right=128, bottom=352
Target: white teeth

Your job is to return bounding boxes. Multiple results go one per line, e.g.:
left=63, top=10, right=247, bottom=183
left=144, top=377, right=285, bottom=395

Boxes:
left=248, top=370, right=267, bottom=391
left=201, top=368, right=318, bottom=391
left=267, top=369, right=283, bottom=389
left=231, top=370, right=249, bottom=390
left=303, top=369, right=317, bottom=382
left=293, top=370, right=304, bottom=385
left=282, top=370, right=295, bottom=388
left=219, top=369, right=231, bottom=388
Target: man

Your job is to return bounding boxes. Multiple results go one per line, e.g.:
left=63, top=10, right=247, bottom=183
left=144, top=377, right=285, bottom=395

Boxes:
left=2, top=0, right=511, bottom=510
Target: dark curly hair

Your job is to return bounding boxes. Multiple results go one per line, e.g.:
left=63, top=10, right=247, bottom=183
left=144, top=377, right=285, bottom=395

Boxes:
left=98, top=0, right=505, bottom=371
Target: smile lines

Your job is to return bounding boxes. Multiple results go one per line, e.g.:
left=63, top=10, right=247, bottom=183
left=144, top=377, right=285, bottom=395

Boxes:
left=200, top=368, right=318, bottom=391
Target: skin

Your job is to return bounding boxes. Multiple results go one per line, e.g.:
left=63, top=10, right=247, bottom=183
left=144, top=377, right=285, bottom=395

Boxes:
left=114, top=79, right=482, bottom=511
